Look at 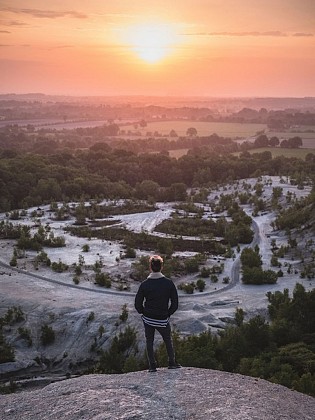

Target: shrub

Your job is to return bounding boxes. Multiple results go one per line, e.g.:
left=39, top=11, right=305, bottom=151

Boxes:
left=2, top=306, right=25, bottom=325
left=18, top=327, right=32, bottom=346
left=196, top=279, right=206, bottom=292
left=87, top=312, right=95, bottom=323
left=95, top=273, right=112, bottom=288
left=40, top=324, right=55, bottom=346
left=82, top=244, right=90, bottom=252
left=200, top=267, right=211, bottom=278
left=178, top=282, right=195, bottom=294
left=124, top=247, right=136, bottom=258
left=0, top=331, right=15, bottom=363
left=9, top=256, right=17, bottom=267
left=51, top=259, right=68, bottom=273
left=119, top=304, right=129, bottom=322
left=74, top=264, right=82, bottom=276
left=97, top=326, right=138, bottom=374
left=210, top=274, right=219, bottom=283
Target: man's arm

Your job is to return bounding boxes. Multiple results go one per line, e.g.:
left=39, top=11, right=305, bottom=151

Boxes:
left=134, top=284, right=144, bottom=314
left=168, top=282, right=178, bottom=316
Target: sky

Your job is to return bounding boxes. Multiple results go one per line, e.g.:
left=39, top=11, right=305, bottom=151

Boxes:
left=0, top=0, right=314, bottom=97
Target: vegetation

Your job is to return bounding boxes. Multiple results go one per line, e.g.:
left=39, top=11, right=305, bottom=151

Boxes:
left=0, top=307, right=26, bottom=364
left=18, top=327, right=32, bottom=347
left=40, top=324, right=55, bottom=346
left=96, top=326, right=140, bottom=374
left=155, top=285, right=315, bottom=396
left=95, top=272, right=112, bottom=288
left=96, top=284, right=315, bottom=396
left=0, top=135, right=314, bottom=212
left=119, top=304, right=129, bottom=322
left=241, top=247, right=278, bottom=285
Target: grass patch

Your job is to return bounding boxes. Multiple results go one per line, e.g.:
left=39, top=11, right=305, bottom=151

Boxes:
left=123, top=121, right=267, bottom=138
left=234, top=147, right=315, bottom=159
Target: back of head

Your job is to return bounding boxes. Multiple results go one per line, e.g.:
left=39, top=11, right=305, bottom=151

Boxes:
left=150, top=255, right=163, bottom=272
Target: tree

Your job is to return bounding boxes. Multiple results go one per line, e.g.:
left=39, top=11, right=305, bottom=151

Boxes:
left=186, top=127, right=197, bottom=137
left=40, top=324, right=55, bottom=346
left=0, top=331, right=15, bottom=363
left=241, top=247, right=262, bottom=268
left=269, top=136, right=280, bottom=147
left=254, top=134, right=269, bottom=148
left=287, top=136, right=303, bottom=148
left=196, top=279, right=206, bottom=292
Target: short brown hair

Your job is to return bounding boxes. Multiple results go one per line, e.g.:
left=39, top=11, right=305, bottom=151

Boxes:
left=149, top=255, right=163, bottom=272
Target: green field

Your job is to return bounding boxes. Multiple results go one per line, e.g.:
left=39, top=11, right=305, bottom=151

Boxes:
left=171, top=147, right=315, bottom=160
left=169, top=148, right=190, bottom=159
left=234, top=147, right=315, bottom=159
left=268, top=127, right=315, bottom=149
left=125, top=121, right=267, bottom=138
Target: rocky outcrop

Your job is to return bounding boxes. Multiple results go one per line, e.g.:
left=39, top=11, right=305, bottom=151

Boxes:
left=0, top=368, right=314, bottom=419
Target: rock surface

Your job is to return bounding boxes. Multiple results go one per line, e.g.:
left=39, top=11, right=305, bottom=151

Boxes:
left=0, top=368, right=314, bottom=420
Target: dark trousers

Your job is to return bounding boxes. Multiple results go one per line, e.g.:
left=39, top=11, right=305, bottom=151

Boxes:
left=143, top=322, right=175, bottom=368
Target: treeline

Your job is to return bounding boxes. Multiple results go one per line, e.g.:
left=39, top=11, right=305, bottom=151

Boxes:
left=275, top=192, right=315, bottom=230
left=96, top=285, right=315, bottom=396
left=0, top=145, right=314, bottom=212
left=0, top=127, right=236, bottom=155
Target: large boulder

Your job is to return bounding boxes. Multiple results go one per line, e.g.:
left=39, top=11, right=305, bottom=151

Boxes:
left=1, top=368, right=314, bottom=419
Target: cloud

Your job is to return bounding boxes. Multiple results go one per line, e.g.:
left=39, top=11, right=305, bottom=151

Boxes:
left=293, top=32, right=313, bottom=37
left=0, top=44, right=30, bottom=47
left=0, top=19, right=28, bottom=26
left=48, top=45, right=74, bottom=50
left=0, top=30, right=10, bottom=33
left=183, top=31, right=287, bottom=37
left=2, top=7, right=87, bottom=19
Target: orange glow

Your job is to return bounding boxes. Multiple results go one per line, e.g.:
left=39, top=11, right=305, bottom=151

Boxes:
left=0, top=1, right=314, bottom=96
left=120, top=23, right=181, bottom=63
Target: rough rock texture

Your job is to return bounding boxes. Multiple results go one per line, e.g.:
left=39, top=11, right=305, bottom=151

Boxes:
left=1, top=368, right=314, bottom=420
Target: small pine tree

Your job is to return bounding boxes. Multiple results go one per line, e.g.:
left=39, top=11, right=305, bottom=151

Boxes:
left=120, top=304, right=129, bottom=322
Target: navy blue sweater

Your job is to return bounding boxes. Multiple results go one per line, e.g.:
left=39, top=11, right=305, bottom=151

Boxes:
left=135, top=275, right=178, bottom=320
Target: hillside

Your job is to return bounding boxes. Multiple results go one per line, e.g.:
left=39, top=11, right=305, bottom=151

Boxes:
left=0, top=368, right=314, bottom=419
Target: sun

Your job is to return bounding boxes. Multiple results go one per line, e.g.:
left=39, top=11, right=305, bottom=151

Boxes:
left=124, top=23, right=178, bottom=63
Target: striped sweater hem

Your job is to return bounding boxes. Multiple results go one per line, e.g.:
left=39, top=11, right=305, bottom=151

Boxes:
left=141, top=315, right=169, bottom=328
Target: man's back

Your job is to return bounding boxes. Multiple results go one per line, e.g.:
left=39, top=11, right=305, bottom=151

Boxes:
left=135, top=275, right=178, bottom=320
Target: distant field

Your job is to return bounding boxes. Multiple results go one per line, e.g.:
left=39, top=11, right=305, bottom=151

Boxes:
left=169, top=149, right=190, bottom=159
left=234, top=147, right=315, bottom=159
left=267, top=127, right=315, bottom=149
left=125, top=121, right=267, bottom=138
left=170, top=147, right=315, bottom=160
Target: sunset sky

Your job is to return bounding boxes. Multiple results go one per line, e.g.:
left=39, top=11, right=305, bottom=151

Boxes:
left=0, top=0, right=314, bottom=97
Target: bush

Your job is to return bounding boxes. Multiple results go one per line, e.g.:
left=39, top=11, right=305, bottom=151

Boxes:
left=40, top=324, right=55, bottom=346
left=119, top=304, right=129, bottom=322
left=200, top=267, right=211, bottom=278
left=87, top=312, right=95, bottom=323
left=196, top=279, right=206, bottom=292
left=0, top=332, right=15, bottom=363
left=95, top=273, right=111, bottom=288
left=82, top=244, right=90, bottom=252
left=18, top=327, right=32, bottom=346
left=51, top=259, right=68, bottom=273
left=73, top=276, right=80, bottom=285
left=124, top=247, right=136, bottom=258
left=178, top=282, right=195, bottom=294
left=97, top=326, right=138, bottom=374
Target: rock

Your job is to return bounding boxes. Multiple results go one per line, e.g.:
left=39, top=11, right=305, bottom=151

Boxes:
left=175, top=319, right=208, bottom=335
left=0, top=368, right=314, bottom=420
left=211, top=300, right=239, bottom=306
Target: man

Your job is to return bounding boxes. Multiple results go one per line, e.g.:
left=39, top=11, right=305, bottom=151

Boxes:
left=135, top=255, right=181, bottom=372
